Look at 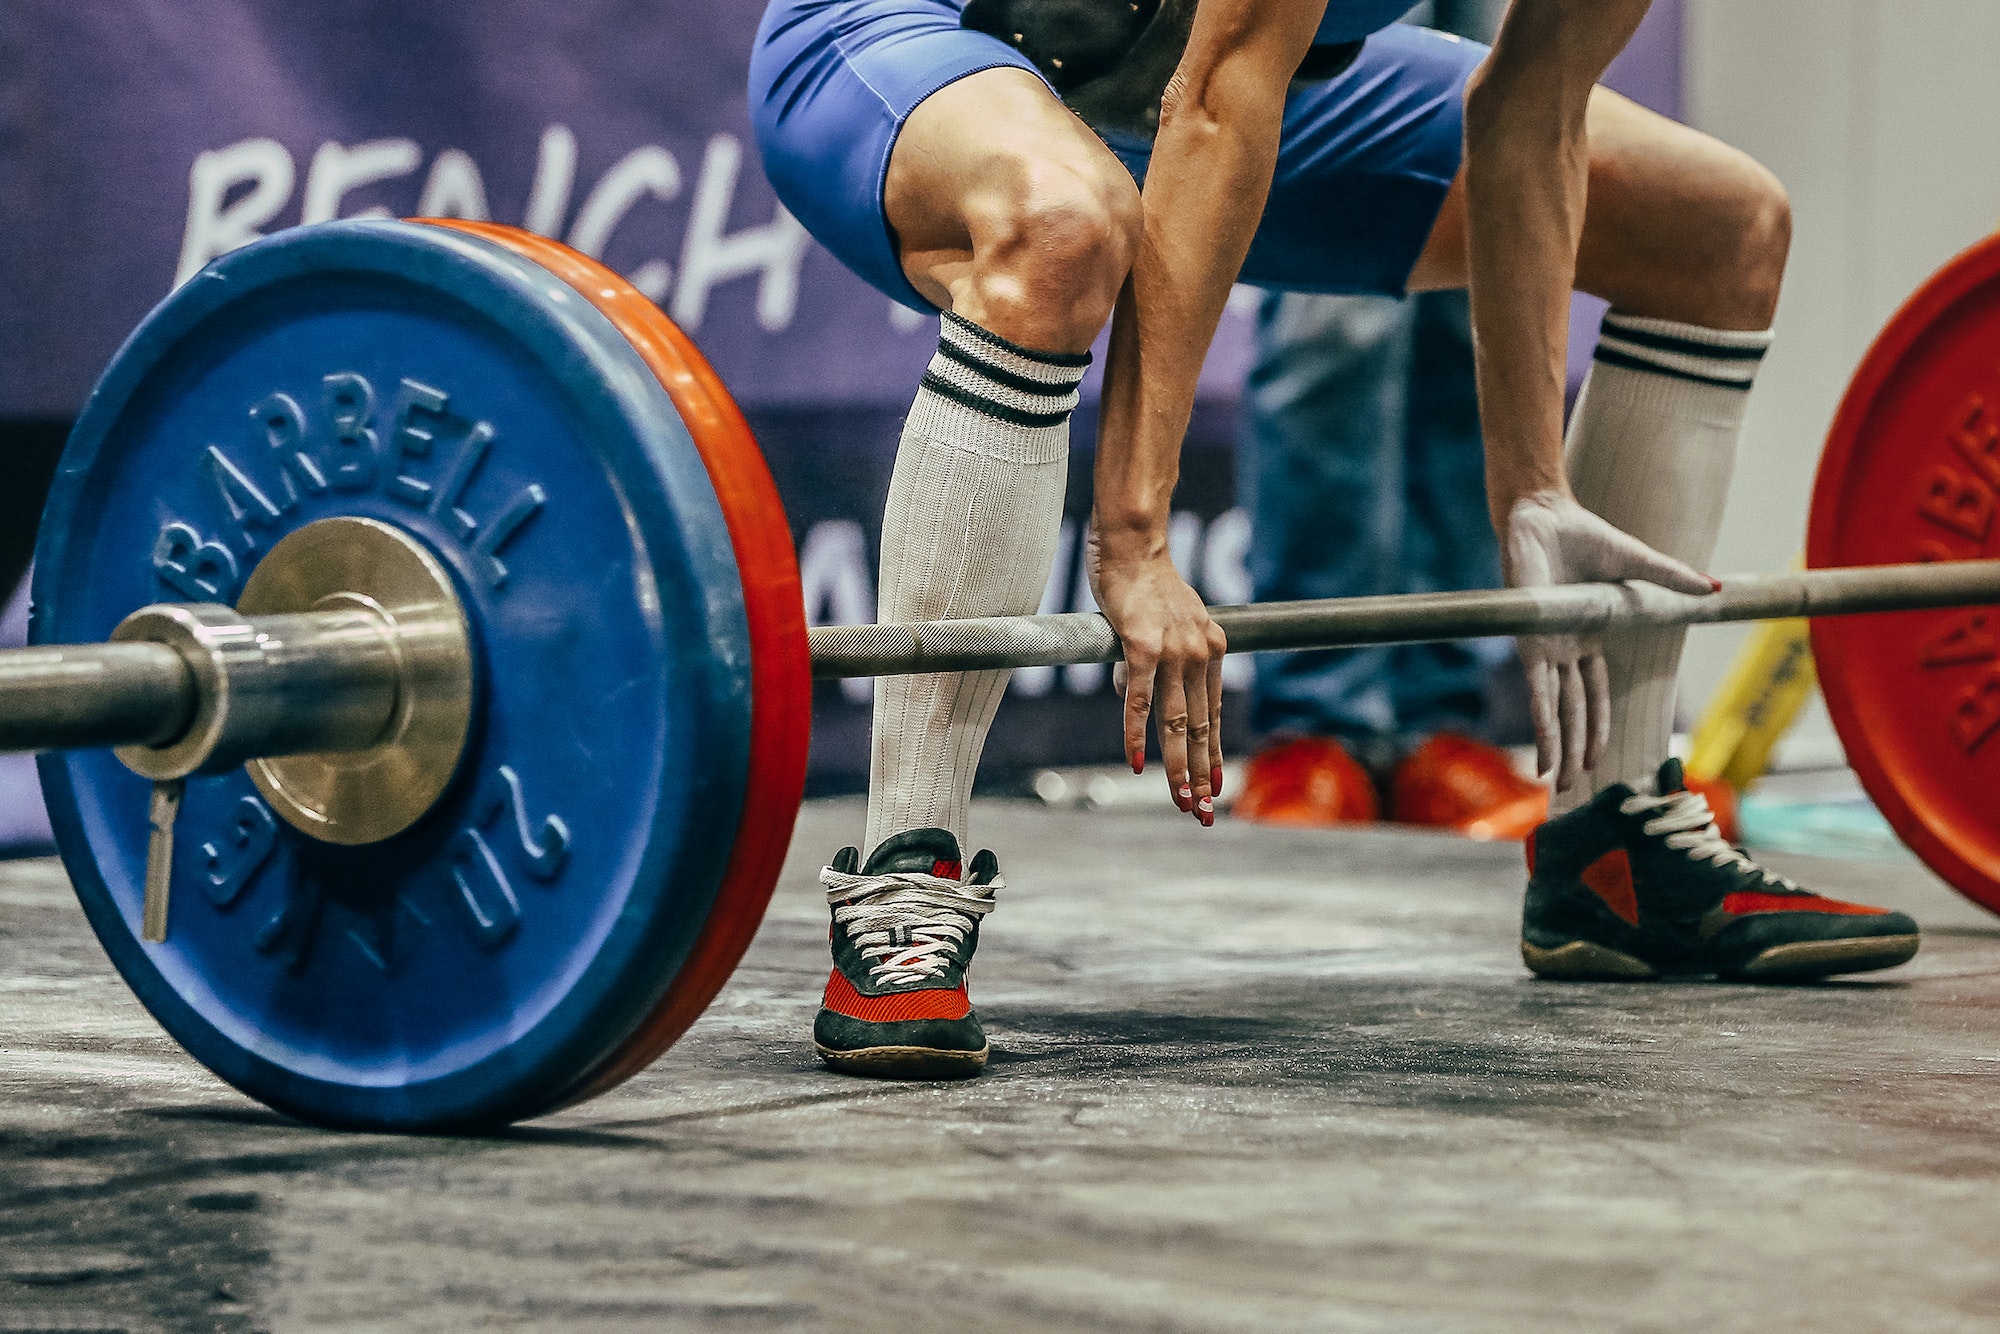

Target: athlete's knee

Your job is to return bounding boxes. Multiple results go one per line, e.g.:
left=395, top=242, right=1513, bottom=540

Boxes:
left=1706, top=154, right=1792, bottom=329
left=967, top=154, right=1141, bottom=348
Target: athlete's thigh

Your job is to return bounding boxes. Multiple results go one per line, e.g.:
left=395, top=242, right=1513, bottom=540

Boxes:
left=1407, top=83, right=1786, bottom=322
left=885, top=67, right=1131, bottom=311
left=1570, top=88, right=1785, bottom=326
left=746, top=0, right=1051, bottom=311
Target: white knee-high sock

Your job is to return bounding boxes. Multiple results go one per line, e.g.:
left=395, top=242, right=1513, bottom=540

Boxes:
left=1552, top=312, right=1773, bottom=813
left=864, top=313, right=1086, bottom=856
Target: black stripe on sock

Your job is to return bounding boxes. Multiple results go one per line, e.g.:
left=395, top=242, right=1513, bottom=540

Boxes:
left=934, top=337, right=1083, bottom=399
left=942, top=311, right=1093, bottom=369
left=920, top=370, right=1074, bottom=428
left=1600, top=318, right=1769, bottom=362
left=1593, top=345, right=1755, bottom=390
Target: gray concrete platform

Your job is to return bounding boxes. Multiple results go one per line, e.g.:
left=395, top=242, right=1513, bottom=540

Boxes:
left=5, top=798, right=2000, bottom=1331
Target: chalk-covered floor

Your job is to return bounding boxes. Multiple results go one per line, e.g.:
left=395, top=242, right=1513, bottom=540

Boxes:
left=4, top=796, right=2000, bottom=1331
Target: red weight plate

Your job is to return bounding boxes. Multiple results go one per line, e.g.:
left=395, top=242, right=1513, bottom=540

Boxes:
left=420, top=221, right=813, bottom=1102
left=1808, top=230, right=2000, bottom=914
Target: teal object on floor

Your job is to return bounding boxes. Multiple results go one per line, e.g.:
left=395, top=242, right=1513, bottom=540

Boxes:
left=1738, top=793, right=1908, bottom=862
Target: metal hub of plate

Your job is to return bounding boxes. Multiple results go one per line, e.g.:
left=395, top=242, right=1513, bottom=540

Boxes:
left=235, top=516, right=474, bottom=845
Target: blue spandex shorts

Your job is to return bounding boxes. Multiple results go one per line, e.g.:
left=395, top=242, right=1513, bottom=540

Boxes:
left=749, top=1, right=1486, bottom=310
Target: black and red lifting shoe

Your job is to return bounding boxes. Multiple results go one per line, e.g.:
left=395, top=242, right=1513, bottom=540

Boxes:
left=1522, top=760, right=1920, bottom=982
left=814, top=828, right=998, bottom=1079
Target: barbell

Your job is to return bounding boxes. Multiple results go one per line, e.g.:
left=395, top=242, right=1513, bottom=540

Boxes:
left=14, top=217, right=2000, bottom=1132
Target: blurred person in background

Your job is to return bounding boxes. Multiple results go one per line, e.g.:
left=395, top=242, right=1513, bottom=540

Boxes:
left=1232, top=0, right=1548, bottom=840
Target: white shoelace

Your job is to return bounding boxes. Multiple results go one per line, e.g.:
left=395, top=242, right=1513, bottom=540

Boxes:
left=820, top=866, right=1000, bottom=988
left=1619, top=787, right=1799, bottom=892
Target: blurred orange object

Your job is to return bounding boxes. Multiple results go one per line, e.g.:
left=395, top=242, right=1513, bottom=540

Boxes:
left=1234, top=736, right=1380, bottom=826
left=1391, top=733, right=1547, bottom=841
left=1684, top=772, right=1742, bottom=845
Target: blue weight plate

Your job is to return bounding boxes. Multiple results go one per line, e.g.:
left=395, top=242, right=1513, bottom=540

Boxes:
left=35, top=219, right=752, bottom=1131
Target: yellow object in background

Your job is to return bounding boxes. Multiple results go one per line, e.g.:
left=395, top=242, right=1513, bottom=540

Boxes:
left=1685, top=616, right=1817, bottom=793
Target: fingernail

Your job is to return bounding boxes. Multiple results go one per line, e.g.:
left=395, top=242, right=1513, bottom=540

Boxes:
left=1177, top=784, right=1192, bottom=811
left=1198, top=796, right=1213, bottom=817
left=1708, top=575, right=1723, bottom=592
left=1131, top=755, right=1144, bottom=775
left=1211, top=766, right=1224, bottom=797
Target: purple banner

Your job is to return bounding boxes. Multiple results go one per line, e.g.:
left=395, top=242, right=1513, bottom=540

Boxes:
left=0, top=0, right=970, bottom=416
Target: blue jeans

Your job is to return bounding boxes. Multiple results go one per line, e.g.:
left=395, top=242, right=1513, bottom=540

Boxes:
left=1240, top=288, right=1506, bottom=752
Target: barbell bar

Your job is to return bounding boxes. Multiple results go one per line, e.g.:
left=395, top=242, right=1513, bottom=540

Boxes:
left=19, top=216, right=2000, bottom=1134
left=10, top=559, right=1995, bottom=773
left=0, top=606, right=408, bottom=770
left=806, top=560, right=2000, bottom=678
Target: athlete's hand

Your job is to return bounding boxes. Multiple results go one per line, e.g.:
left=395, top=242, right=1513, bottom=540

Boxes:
left=1502, top=491, right=1717, bottom=793
left=1089, top=526, right=1227, bottom=826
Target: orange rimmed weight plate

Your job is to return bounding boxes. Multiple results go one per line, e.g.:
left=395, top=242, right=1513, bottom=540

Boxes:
left=1809, top=231, right=2000, bottom=914
left=420, top=220, right=813, bottom=1100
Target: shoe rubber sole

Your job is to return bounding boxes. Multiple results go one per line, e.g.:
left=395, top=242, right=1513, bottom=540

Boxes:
left=1520, top=939, right=1659, bottom=980
left=1729, top=933, right=1921, bottom=980
left=815, top=1043, right=989, bottom=1080
left=1522, top=933, right=1921, bottom=982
